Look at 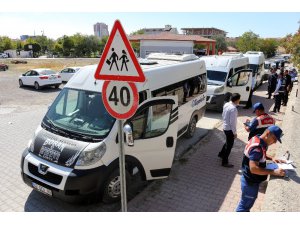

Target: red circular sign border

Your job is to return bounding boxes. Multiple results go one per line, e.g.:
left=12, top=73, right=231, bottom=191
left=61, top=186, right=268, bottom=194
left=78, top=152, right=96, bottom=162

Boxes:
left=102, top=81, right=139, bottom=120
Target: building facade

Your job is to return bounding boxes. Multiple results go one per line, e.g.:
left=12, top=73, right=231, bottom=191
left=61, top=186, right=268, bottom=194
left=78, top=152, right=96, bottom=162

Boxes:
left=181, top=27, right=227, bottom=39
left=93, top=22, right=109, bottom=39
left=129, top=32, right=216, bottom=58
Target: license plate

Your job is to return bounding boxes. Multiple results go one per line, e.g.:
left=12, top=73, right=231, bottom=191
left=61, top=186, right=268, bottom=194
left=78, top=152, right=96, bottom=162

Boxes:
left=32, top=182, right=52, bottom=196
left=49, top=76, right=56, bottom=80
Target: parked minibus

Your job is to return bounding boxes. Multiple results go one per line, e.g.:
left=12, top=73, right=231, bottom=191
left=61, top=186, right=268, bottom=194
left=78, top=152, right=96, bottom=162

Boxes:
left=21, top=53, right=207, bottom=203
left=202, top=53, right=253, bottom=111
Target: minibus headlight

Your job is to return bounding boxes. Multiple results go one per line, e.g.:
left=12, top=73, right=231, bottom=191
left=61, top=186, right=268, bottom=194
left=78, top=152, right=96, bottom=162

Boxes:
left=214, top=86, right=224, bottom=94
left=75, top=143, right=106, bottom=166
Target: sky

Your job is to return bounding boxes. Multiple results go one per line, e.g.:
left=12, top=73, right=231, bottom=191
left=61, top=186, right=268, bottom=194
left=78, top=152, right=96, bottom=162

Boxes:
left=0, top=12, right=299, bottom=40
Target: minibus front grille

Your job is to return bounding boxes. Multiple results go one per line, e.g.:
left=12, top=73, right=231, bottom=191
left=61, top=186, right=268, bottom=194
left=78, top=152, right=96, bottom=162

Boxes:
left=28, top=162, right=63, bottom=185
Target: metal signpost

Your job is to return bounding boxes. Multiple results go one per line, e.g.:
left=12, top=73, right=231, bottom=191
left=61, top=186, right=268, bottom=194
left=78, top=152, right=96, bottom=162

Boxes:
left=94, top=20, right=145, bottom=212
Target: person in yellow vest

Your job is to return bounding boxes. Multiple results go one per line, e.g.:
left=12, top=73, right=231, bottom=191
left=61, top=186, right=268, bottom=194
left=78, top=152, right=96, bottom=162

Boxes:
left=244, top=102, right=275, bottom=140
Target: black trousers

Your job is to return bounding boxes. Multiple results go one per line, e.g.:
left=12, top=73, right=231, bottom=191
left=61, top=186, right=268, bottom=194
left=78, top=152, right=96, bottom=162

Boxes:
left=219, top=130, right=235, bottom=164
left=273, top=94, right=282, bottom=112
left=283, top=90, right=289, bottom=105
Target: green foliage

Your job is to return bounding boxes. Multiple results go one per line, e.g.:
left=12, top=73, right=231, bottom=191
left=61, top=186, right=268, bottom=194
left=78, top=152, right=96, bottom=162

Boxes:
left=24, top=43, right=41, bottom=57
left=130, top=29, right=145, bottom=35
left=282, top=32, right=300, bottom=68
left=194, top=43, right=206, bottom=50
left=0, top=36, right=13, bottom=51
left=236, top=31, right=260, bottom=52
left=258, top=38, right=279, bottom=58
left=211, top=35, right=227, bottom=52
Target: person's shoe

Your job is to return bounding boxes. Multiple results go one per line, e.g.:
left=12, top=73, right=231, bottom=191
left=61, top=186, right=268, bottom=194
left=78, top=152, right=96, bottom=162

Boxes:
left=218, top=152, right=223, bottom=159
left=266, top=97, right=271, bottom=99
left=222, top=163, right=234, bottom=168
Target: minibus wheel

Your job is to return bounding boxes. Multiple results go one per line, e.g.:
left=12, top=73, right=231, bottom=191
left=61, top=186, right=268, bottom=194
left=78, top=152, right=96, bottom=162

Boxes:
left=102, top=168, right=131, bottom=204
left=185, top=116, right=197, bottom=138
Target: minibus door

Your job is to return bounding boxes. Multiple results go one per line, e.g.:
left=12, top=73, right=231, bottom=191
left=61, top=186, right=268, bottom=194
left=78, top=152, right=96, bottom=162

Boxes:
left=227, top=69, right=253, bottom=104
left=124, top=96, right=178, bottom=180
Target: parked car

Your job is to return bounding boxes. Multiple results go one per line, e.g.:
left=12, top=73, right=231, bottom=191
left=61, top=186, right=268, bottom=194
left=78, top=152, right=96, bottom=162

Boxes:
left=11, top=60, right=27, bottom=64
left=58, top=67, right=82, bottom=82
left=0, top=53, right=8, bottom=58
left=0, top=63, right=8, bottom=71
left=19, top=68, right=62, bottom=90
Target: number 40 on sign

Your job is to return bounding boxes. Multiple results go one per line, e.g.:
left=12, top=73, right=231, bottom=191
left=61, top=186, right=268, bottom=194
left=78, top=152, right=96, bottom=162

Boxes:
left=102, top=81, right=139, bottom=120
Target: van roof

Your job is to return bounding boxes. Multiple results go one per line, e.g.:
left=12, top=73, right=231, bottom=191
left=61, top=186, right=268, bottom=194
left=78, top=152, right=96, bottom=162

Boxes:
left=201, top=55, right=248, bottom=70
left=65, top=56, right=206, bottom=93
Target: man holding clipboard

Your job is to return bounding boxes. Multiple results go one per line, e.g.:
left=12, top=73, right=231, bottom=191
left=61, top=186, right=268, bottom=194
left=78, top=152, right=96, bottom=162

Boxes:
left=236, top=125, right=286, bottom=212
left=244, top=102, right=275, bottom=140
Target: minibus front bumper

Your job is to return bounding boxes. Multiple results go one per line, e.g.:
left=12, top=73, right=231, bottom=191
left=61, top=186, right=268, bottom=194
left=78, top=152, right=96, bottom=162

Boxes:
left=21, top=150, right=110, bottom=203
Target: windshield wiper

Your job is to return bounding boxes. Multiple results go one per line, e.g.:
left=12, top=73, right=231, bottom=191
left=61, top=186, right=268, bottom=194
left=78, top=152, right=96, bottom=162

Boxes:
left=43, top=116, right=70, bottom=137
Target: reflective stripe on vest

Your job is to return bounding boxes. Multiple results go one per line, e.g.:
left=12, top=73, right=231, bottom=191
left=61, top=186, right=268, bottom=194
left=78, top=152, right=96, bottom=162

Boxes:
left=244, top=136, right=266, bottom=163
left=257, top=113, right=275, bottom=129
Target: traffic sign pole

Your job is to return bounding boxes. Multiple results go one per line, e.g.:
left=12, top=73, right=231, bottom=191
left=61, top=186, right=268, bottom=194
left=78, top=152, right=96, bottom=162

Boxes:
left=118, top=119, right=127, bottom=212
left=95, top=19, right=145, bottom=213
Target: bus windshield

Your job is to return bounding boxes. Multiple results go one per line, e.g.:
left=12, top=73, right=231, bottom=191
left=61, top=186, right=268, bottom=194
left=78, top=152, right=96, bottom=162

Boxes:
left=42, top=88, right=115, bottom=141
left=249, top=64, right=259, bottom=73
left=207, top=70, right=227, bottom=82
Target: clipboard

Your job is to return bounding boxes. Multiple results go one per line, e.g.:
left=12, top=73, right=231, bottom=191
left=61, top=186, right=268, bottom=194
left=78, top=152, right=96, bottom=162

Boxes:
left=243, top=122, right=251, bottom=127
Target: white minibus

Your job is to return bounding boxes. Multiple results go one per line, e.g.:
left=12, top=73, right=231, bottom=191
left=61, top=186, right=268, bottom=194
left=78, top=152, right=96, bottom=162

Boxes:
left=202, top=54, right=253, bottom=111
left=244, top=51, right=265, bottom=87
left=21, top=53, right=207, bottom=203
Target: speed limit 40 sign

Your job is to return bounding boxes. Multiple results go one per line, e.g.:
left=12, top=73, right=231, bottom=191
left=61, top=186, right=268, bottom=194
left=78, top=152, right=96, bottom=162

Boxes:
left=102, top=81, right=139, bottom=120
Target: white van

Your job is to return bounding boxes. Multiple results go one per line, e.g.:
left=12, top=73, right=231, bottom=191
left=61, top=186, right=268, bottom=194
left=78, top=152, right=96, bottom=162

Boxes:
left=244, top=51, right=265, bottom=87
left=202, top=54, right=252, bottom=111
left=21, top=53, right=207, bottom=203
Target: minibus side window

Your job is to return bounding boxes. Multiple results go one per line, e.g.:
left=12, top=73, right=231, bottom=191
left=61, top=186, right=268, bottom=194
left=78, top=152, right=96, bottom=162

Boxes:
left=144, top=104, right=172, bottom=138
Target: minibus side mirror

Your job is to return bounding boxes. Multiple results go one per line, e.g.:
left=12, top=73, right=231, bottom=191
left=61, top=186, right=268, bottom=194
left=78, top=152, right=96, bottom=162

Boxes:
left=22, top=74, right=25, bottom=76
left=227, top=79, right=233, bottom=87
left=123, top=124, right=134, bottom=146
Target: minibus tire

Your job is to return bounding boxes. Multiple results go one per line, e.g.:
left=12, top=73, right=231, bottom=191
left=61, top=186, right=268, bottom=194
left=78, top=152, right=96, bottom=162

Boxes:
left=185, top=116, right=197, bottom=138
left=102, top=168, right=131, bottom=204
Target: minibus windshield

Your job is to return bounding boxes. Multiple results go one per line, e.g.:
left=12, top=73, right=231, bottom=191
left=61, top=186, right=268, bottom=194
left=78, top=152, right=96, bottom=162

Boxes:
left=249, top=64, right=259, bottom=73
left=207, top=70, right=227, bottom=82
left=43, top=88, right=115, bottom=141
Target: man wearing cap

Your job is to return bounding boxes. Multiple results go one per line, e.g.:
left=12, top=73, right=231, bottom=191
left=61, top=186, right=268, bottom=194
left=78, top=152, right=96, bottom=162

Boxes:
left=236, top=125, right=286, bottom=212
left=244, top=102, right=275, bottom=140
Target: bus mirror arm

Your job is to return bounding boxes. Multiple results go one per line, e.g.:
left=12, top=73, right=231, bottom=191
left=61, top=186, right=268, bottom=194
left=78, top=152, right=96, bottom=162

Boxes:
left=123, top=123, right=134, bottom=147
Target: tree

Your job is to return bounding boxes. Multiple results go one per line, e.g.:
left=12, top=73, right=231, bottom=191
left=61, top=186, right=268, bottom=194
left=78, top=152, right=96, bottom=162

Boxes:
left=62, top=35, right=74, bottom=56
left=24, top=43, right=41, bottom=58
left=130, top=29, right=145, bottom=36
left=236, top=31, right=260, bottom=52
left=283, top=32, right=300, bottom=68
left=211, top=35, right=227, bottom=53
left=0, top=36, right=13, bottom=52
left=258, top=38, right=279, bottom=58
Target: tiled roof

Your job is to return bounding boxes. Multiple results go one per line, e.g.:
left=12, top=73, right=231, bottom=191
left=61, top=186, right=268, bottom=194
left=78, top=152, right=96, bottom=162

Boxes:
left=129, top=32, right=216, bottom=42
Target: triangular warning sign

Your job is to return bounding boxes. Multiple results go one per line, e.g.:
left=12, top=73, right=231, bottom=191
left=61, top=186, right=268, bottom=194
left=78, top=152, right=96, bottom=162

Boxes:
left=94, top=20, right=145, bottom=82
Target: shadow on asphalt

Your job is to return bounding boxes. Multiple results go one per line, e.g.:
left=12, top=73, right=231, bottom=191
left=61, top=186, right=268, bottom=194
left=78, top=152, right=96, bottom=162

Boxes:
left=24, top=190, right=121, bottom=212
left=20, top=86, right=63, bottom=94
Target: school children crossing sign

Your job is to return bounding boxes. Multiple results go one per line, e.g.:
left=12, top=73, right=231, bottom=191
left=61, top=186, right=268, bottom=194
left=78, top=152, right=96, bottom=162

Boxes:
left=94, top=20, right=145, bottom=82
